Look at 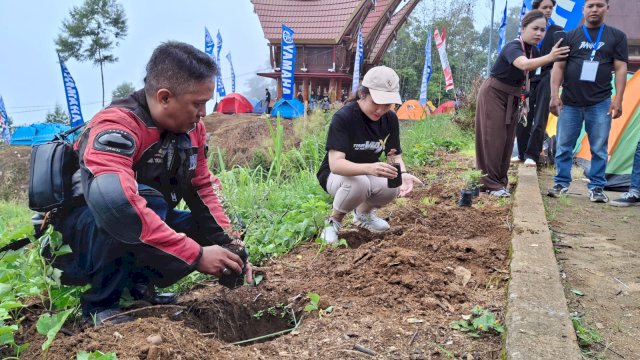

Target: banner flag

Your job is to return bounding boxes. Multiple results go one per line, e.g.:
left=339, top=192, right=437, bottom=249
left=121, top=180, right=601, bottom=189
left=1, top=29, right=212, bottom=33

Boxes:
left=226, top=52, right=236, bottom=93
left=418, top=32, right=432, bottom=106
left=281, top=24, right=296, bottom=100
left=57, top=53, right=84, bottom=127
left=517, top=0, right=528, bottom=36
left=215, top=30, right=226, bottom=97
left=551, top=0, right=585, bottom=30
left=434, top=28, right=454, bottom=91
left=0, top=96, right=11, bottom=143
left=204, top=27, right=214, bottom=57
left=498, top=1, right=508, bottom=52
left=351, top=29, right=364, bottom=94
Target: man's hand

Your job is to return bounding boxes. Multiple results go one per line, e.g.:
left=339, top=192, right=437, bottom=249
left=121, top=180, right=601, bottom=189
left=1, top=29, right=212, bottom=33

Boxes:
left=550, top=95, right=563, bottom=117
left=608, top=99, right=623, bottom=119
left=399, top=173, right=424, bottom=197
left=196, top=245, right=244, bottom=277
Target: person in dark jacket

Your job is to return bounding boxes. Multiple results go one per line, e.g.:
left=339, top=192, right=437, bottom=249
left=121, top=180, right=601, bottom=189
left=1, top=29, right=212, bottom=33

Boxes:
left=55, top=41, right=253, bottom=325
left=265, top=88, right=272, bottom=113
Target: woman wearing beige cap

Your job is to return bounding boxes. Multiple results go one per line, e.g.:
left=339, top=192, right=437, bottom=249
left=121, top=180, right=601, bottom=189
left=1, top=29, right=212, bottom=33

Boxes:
left=316, top=66, right=424, bottom=243
left=475, top=10, right=568, bottom=197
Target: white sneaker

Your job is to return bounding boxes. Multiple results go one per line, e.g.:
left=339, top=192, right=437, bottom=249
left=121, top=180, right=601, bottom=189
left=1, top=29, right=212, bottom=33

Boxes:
left=489, top=188, right=511, bottom=198
left=320, top=218, right=342, bottom=243
left=353, top=210, right=390, bottom=233
left=510, top=156, right=522, bottom=163
left=524, top=158, right=537, bottom=167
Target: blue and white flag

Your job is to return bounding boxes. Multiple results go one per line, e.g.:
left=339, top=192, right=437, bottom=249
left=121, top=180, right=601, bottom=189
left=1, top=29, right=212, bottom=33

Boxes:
left=226, top=52, right=236, bottom=93
left=215, top=30, right=226, bottom=98
left=57, top=53, right=84, bottom=127
left=551, top=0, right=585, bottom=30
left=281, top=24, right=296, bottom=100
left=0, top=96, right=11, bottom=143
left=351, top=29, right=364, bottom=94
left=498, top=1, right=508, bottom=52
left=418, top=32, right=432, bottom=106
left=204, top=27, right=215, bottom=57
left=517, top=0, right=528, bottom=37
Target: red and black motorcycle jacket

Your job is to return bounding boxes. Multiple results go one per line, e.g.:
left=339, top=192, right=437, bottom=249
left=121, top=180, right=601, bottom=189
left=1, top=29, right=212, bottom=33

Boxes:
left=73, top=90, right=233, bottom=268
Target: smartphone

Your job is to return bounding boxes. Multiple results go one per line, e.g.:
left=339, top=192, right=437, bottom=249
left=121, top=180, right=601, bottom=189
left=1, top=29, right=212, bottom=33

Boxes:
left=553, top=30, right=567, bottom=47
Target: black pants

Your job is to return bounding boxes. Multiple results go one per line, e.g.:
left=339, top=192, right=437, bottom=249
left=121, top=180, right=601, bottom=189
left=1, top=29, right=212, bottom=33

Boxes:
left=55, top=186, right=214, bottom=315
left=515, top=72, right=552, bottom=162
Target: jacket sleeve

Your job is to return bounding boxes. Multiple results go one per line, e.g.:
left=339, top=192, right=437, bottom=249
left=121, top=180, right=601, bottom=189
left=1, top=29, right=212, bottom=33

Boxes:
left=183, top=122, right=236, bottom=245
left=79, top=109, right=202, bottom=266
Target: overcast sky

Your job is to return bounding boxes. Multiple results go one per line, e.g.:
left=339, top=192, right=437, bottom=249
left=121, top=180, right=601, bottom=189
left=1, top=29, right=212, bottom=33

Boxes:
left=0, top=0, right=504, bottom=126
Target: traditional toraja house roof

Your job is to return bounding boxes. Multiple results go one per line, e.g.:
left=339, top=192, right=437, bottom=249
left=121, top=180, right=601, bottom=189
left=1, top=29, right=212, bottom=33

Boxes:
left=366, top=0, right=420, bottom=65
left=251, top=0, right=419, bottom=102
left=251, top=0, right=370, bottom=44
left=606, top=1, right=640, bottom=71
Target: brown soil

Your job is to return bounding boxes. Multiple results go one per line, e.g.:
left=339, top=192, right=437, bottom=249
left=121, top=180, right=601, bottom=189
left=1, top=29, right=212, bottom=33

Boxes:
left=0, top=145, right=30, bottom=202
left=6, top=117, right=513, bottom=359
left=539, top=167, right=640, bottom=359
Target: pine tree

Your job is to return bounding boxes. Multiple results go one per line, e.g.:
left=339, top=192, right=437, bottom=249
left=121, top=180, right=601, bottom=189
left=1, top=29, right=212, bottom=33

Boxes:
left=46, top=104, right=71, bottom=125
left=111, top=82, right=135, bottom=101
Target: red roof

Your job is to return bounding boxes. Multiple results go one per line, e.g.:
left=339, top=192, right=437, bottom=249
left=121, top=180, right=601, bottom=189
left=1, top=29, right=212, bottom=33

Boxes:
left=367, top=0, right=420, bottom=64
left=251, top=0, right=368, bottom=44
left=361, top=0, right=393, bottom=39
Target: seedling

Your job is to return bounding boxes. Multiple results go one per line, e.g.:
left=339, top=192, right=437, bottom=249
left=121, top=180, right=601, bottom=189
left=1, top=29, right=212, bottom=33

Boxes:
left=420, top=196, right=437, bottom=206
left=303, top=292, right=333, bottom=318
left=450, top=305, right=504, bottom=337
left=76, top=350, right=118, bottom=360
left=461, top=169, right=484, bottom=191
left=253, top=303, right=291, bottom=320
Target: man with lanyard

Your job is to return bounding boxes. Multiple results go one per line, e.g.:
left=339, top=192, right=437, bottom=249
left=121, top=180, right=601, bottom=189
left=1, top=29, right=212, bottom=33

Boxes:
left=514, top=0, right=564, bottom=167
left=548, top=0, right=628, bottom=202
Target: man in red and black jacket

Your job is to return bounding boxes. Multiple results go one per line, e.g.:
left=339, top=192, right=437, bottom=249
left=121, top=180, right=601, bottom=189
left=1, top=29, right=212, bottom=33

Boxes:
left=56, top=41, right=252, bottom=325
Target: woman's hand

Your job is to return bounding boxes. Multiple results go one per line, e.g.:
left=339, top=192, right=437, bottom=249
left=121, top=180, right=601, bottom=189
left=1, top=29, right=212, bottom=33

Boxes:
left=368, top=162, right=399, bottom=179
left=548, top=39, right=569, bottom=62
left=398, top=173, right=424, bottom=197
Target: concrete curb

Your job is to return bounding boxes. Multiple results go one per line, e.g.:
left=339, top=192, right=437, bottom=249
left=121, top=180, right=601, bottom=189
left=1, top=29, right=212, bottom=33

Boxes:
left=504, top=165, right=582, bottom=359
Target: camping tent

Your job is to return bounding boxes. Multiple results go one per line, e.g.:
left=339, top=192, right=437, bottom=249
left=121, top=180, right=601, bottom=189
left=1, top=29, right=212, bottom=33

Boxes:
left=546, top=72, right=640, bottom=190
left=396, top=100, right=435, bottom=120
left=10, top=123, right=71, bottom=146
left=270, top=98, right=304, bottom=119
left=252, top=99, right=266, bottom=114
left=433, top=100, right=456, bottom=114
left=217, top=93, right=253, bottom=114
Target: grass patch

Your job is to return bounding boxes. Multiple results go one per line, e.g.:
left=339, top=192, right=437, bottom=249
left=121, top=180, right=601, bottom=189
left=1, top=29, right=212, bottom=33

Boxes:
left=0, top=200, right=32, bottom=237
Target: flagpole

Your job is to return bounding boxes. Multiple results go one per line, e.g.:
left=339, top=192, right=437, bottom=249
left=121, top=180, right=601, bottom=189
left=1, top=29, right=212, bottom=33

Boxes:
left=487, top=0, right=496, bottom=77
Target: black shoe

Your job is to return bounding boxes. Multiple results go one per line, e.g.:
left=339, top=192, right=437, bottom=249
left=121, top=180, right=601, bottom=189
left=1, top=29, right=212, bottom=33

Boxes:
left=84, top=308, right=133, bottom=326
left=610, top=191, right=640, bottom=207
left=547, top=184, right=568, bottom=198
left=130, top=283, right=177, bottom=305
left=588, top=187, right=609, bottom=203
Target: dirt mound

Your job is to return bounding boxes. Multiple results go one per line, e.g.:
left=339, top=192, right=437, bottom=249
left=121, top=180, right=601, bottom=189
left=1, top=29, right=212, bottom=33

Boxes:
left=16, top=159, right=512, bottom=359
left=0, top=145, right=30, bottom=202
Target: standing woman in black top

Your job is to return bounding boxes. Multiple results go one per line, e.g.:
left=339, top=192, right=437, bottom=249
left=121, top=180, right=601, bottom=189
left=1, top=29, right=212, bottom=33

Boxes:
left=514, top=0, right=565, bottom=166
left=316, top=66, right=423, bottom=243
left=475, top=9, right=569, bottom=197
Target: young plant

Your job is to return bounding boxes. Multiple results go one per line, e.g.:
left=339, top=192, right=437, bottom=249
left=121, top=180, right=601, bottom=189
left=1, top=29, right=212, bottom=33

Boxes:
left=461, top=169, right=484, bottom=191
left=303, top=292, right=333, bottom=318
left=76, top=350, right=118, bottom=360
left=450, top=305, right=504, bottom=338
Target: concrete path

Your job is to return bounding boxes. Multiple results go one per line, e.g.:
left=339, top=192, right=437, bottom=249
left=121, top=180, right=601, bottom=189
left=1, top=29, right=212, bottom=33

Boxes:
left=505, top=165, right=582, bottom=359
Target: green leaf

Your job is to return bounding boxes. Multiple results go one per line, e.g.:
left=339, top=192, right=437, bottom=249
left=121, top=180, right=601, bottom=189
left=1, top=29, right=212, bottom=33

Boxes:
left=36, top=309, right=74, bottom=351
left=53, top=244, right=72, bottom=256
left=0, top=283, right=12, bottom=296
left=77, top=350, right=118, bottom=360
left=303, top=304, right=318, bottom=312
left=472, top=312, right=497, bottom=332
left=570, top=289, right=584, bottom=296
left=253, top=274, right=264, bottom=286
left=306, top=292, right=320, bottom=306
left=324, top=306, right=333, bottom=314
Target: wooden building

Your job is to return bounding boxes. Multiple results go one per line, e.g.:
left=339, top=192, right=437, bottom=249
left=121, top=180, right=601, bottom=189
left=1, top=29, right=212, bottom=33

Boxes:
left=251, top=0, right=420, bottom=103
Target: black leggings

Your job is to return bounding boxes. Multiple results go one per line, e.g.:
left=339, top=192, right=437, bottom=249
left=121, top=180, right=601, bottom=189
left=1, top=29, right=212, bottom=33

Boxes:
left=516, top=72, right=552, bottom=162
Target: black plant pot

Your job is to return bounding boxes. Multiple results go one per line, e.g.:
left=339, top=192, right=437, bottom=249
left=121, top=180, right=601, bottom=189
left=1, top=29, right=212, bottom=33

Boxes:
left=458, top=189, right=473, bottom=207
left=472, top=185, right=480, bottom=197
left=387, top=163, right=403, bottom=188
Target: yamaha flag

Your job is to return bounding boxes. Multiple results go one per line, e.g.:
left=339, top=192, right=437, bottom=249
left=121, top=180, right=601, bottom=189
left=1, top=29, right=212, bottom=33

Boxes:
left=517, top=0, right=528, bottom=36
left=418, top=32, right=432, bottom=106
left=215, top=30, right=226, bottom=97
left=0, top=96, right=11, bottom=143
left=498, top=1, right=508, bottom=52
left=204, top=27, right=214, bottom=57
left=226, top=52, right=236, bottom=93
left=351, top=29, right=364, bottom=94
left=551, top=0, right=585, bottom=30
left=57, top=53, right=84, bottom=127
left=281, top=24, right=296, bottom=100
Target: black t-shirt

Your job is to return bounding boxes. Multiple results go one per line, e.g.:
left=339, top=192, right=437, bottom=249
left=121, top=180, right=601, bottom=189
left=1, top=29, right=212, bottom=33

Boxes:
left=491, top=39, right=539, bottom=87
left=317, top=101, right=401, bottom=191
left=561, top=24, right=628, bottom=106
left=533, top=24, right=564, bottom=79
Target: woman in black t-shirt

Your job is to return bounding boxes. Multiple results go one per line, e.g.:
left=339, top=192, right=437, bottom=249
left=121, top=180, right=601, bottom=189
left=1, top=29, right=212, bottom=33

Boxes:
left=317, top=66, right=423, bottom=243
left=475, top=9, right=568, bottom=197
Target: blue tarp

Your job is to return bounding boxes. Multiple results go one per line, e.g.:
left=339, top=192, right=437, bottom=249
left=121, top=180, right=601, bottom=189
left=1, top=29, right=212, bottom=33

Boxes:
left=270, top=98, right=304, bottom=119
left=252, top=100, right=266, bottom=114
left=9, top=123, right=71, bottom=146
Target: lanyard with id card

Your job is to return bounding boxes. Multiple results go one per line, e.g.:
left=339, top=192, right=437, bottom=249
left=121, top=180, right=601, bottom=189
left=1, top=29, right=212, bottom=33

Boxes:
left=580, top=24, right=605, bottom=82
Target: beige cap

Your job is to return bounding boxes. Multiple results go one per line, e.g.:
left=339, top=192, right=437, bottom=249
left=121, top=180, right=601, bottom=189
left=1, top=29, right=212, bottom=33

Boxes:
left=361, top=66, right=402, bottom=105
